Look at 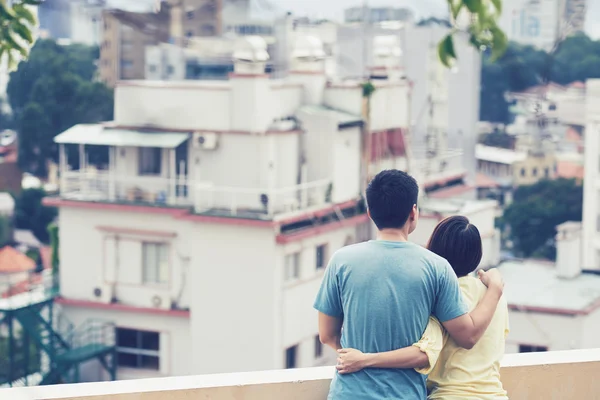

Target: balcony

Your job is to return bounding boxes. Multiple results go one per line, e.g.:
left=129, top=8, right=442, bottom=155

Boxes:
left=2, top=349, right=599, bottom=399
left=58, top=169, right=334, bottom=220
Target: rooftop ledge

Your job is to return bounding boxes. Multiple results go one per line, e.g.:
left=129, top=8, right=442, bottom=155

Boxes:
left=3, top=349, right=600, bottom=400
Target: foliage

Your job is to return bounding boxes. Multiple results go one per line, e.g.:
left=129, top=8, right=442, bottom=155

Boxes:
left=439, top=0, right=507, bottom=68
left=7, top=39, right=113, bottom=177
left=13, top=188, right=57, bottom=244
left=48, top=223, right=59, bottom=275
left=503, top=179, right=583, bottom=260
left=479, top=33, right=600, bottom=123
left=0, top=0, right=40, bottom=68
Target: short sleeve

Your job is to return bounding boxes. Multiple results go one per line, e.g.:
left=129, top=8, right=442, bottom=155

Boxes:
left=413, top=317, right=446, bottom=375
left=432, top=261, right=468, bottom=323
left=313, top=258, right=343, bottom=318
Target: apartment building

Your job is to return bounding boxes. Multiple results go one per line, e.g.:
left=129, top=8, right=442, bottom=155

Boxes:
left=582, top=79, right=600, bottom=270
left=99, top=8, right=170, bottom=87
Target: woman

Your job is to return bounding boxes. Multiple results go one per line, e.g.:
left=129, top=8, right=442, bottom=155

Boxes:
left=336, top=216, right=509, bottom=400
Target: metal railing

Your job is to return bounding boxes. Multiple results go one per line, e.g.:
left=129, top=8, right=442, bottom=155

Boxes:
left=60, top=170, right=334, bottom=218
left=0, top=270, right=58, bottom=311
left=194, top=179, right=333, bottom=217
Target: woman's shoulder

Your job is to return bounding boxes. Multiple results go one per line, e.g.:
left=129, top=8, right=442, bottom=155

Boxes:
left=458, top=275, right=487, bottom=308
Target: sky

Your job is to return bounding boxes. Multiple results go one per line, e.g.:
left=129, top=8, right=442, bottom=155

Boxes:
left=120, top=0, right=600, bottom=38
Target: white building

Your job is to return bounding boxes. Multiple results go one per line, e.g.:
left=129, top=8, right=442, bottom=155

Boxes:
left=501, top=222, right=600, bottom=353
left=498, top=0, right=567, bottom=51
left=582, top=79, right=600, bottom=270
left=45, top=35, right=409, bottom=381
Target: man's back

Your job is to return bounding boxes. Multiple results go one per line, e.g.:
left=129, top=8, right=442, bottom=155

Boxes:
left=314, top=240, right=467, bottom=400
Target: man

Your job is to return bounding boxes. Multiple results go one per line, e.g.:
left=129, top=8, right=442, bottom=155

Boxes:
left=314, top=170, right=504, bottom=400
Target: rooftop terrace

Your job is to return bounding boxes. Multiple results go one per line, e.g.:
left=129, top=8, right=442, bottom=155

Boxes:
left=2, top=349, right=599, bottom=400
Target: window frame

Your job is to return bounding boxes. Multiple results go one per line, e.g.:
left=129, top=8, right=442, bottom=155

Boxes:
left=316, top=244, right=328, bottom=271
left=116, top=328, right=160, bottom=370
left=138, top=147, right=162, bottom=176
left=284, top=252, right=300, bottom=281
left=285, top=345, right=298, bottom=369
left=519, top=344, right=548, bottom=353
left=142, top=242, right=169, bottom=285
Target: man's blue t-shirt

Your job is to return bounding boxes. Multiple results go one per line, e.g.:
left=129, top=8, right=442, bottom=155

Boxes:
left=314, top=240, right=468, bottom=400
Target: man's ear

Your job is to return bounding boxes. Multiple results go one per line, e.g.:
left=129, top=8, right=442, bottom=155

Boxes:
left=410, top=204, right=418, bottom=220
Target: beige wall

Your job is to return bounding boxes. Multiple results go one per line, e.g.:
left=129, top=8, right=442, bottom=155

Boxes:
left=513, top=154, right=557, bottom=186
left=4, top=349, right=600, bottom=400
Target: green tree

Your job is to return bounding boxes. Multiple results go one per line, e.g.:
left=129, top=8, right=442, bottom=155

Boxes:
left=7, top=39, right=113, bottom=177
left=479, top=129, right=514, bottom=149
left=503, top=179, right=583, bottom=260
left=14, top=188, right=57, bottom=244
left=0, top=0, right=39, bottom=68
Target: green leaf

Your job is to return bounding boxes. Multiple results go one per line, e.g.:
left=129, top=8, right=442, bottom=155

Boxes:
left=463, top=0, right=482, bottom=13
left=0, top=3, right=17, bottom=19
left=12, top=20, right=33, bottom=44
left=490, top=25, right=508, bottom=61
left=490, top=0, right=502, bottom=14
left=449, top=0, right=463, bottom=19
left=438, top=34, right=456, bottom=68
left=13, top=4, right=37, bottom=25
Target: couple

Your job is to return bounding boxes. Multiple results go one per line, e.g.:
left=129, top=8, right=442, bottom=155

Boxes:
left=314, top=170, right=508, bottom=400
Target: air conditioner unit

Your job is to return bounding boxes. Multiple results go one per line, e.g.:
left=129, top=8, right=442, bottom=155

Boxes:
left=92, top=284, right=114, bottom=304
left=150, top=293, right=171, bottom=310
left=192, top=132, right=219, bottom=150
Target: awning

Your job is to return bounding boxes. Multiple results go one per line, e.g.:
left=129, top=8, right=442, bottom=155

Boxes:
left=54, top=124, right=190, bottom=148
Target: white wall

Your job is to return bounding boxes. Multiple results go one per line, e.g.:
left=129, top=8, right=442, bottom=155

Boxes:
left=369, top=84, right=410, bottom=131
left=279, top=225, right=357, bottom=357
left=505, top=311, right=585, bottom=353
left=332, top=127, right=361, bottom=203
left=582, top=80, right=600, bottom=270
left=61, top=305, right=192, bottom=381
left=323, top=86, right=362, bottom=116
left=115, top=84, right=231, bottom=131
left=188, top=222, right=278, bottom=374
left=58, top=207, right=192, bottom=310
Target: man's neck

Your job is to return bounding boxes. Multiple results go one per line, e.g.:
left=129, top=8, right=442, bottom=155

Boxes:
left=377, top=228, right=410, bottom=242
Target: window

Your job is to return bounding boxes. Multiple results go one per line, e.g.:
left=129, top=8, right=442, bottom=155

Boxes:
left=138, top=147, right=162, bottom=175
left=544, top=167, right=550, bottom=178
left=314, top=335, right=323, bottom=359
left=186, top=10, right=194, bottom=19
left=167, top=65, right=174, bottom=75
left=284, top=252, right=300, bottom=281
left=519, top=344, right=547, bottom=353
left=148, top=65, right=157, bottom=73
left=285, top=345, right=297, bottom=369
left=116, top=328, right=160, bottom=370
left=532, top=167, right=538, bottom=177
left=316, top=244, right=328, bottom=270
left=121, top=59, right=133, bottom=69
left=520, top=168, right=526, bottom=177
left=186, top=30, right=194, bottom=38
left=142, top=242, right=169, bottom=284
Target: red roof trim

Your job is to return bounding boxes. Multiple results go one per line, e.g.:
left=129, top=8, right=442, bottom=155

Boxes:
left=56, top=297, right=191, bottom=318
left=42, top=198, right=189, bottom=216
left=276, top=214, right=369, bottom=244
left=275, top=199, right=360, bottom=226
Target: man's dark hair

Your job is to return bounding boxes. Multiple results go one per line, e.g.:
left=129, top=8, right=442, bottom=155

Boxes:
left=427, top=216, right=483, bottom=277
left=366, top=170, right=419, bottom=230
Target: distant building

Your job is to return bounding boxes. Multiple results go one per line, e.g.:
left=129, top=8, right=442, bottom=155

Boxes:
left=501, top=222, right=600, bottom=354
left=344, top=6, right=415, bottom=24
left=498, top=0, right=586, bottom=51
left=99, top=8, right=170, bottom=87
left=0, top=130, right=23, bottom=195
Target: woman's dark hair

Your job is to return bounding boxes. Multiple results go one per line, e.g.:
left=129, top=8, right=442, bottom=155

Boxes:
left=426, top=216, right=482, bottom=277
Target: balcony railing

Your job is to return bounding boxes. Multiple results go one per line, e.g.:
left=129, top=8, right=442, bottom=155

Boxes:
left=2, top=349, right=599, bottom=399
left=0, top=270, right=58, bottom=311
left=59, top=170, right=333, bottom=219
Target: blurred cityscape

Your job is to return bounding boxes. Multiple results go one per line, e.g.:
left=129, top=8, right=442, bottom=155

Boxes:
left=0, top=0, right=599, bottom=395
